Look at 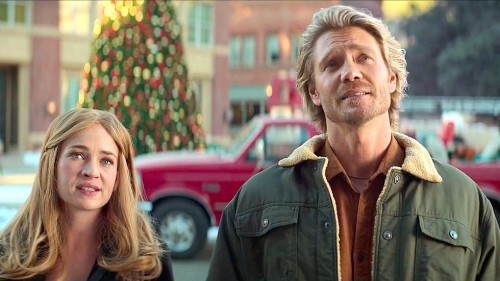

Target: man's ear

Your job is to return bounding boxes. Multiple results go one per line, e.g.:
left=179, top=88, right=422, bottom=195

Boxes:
left=308, top=84, right=321, bottom=106
left=389, top=72, right=397, bottom=93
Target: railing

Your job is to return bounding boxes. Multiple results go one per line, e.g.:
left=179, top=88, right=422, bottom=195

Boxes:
left=402, top=96, right=500, bottom=115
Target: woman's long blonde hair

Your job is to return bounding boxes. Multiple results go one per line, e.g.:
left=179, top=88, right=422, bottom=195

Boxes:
left=0, top=108, right=163, bottom=280
left=297, top=5, right=408, bottom=132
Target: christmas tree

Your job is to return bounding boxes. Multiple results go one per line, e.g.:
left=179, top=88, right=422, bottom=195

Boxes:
left=79, top=0, right=206, bottom=154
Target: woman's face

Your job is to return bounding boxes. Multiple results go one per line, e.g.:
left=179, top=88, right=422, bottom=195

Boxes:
left=56, top=124, right=119, bottom=215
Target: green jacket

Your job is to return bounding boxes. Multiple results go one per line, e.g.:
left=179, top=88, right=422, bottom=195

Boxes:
left=207, top=133, right=500, bottom=281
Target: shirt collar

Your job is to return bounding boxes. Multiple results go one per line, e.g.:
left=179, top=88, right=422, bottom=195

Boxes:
left=322, top=135, right=405, bottom=182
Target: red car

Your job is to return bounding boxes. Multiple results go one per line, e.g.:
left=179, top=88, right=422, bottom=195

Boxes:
left=451, top=160, right=500, bottom=221
left=136, top=116, right=500, bottom=259
left=135, top=115, right=319, bottom=258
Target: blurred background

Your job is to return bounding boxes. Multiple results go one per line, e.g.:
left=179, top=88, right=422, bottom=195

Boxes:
left=1, top=0, right=497, bottom=157
left=0, top=0, right=499, bottom=280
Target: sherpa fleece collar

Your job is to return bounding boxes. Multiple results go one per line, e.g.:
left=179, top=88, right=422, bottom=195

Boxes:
left=278, top=132, right=442, bottom=183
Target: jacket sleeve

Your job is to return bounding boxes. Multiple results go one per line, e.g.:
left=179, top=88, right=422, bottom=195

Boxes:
left=476, top=194, right=500, bottom=280
left=206, top=200, right=246, bottom=281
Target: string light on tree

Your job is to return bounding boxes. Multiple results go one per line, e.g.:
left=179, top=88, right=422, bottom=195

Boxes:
left=79, top=0, right=205, bottom=154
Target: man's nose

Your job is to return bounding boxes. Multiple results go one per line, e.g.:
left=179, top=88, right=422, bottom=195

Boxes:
left=340, top=61, right=362, bottom=82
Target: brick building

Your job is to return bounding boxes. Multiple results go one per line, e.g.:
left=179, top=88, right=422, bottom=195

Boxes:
left=0, top=0, right=381, bottom=153
left=0, top=1, right=229, bottom=152
left=226, top=0, right=382, bottom=133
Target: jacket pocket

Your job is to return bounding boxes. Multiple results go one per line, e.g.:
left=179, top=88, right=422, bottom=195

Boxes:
left=416, top=216, right=475, bottom=281
left=235, top=205, right=299, bottom=281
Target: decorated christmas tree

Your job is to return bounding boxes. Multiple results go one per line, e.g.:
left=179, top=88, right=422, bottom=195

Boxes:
left=79, top=0, right=205, bottom=154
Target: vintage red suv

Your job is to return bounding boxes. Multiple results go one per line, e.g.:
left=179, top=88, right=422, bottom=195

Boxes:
left=136, top=116, right=500, bottom=259
left=451, top=160, right=500, bottom=221
left=134, top=115, right=319, bottom=258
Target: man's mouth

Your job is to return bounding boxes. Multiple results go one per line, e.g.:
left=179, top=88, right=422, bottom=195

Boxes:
left=341, top=91, right=369, bottom=100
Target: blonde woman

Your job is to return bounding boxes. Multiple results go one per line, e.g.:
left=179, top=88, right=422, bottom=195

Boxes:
left=0, top=108, right=173, bottom=281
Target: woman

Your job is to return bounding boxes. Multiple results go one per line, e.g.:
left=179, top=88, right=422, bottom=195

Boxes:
left=0, top=108, right=174, bottom=281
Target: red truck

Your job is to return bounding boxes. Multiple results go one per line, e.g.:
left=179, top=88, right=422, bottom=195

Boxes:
left=135, top=116, right=500, bottom=259
left=451, top=160, right=500, bottom=221
left=134, top=115, right=319, bottom=258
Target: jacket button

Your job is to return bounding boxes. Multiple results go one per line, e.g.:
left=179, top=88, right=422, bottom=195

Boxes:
left=324, top=222, right=330, bottom=228
left=262, top=218, right=269, bottom=228
left=383, top=231, right=393, bottom=240
left=449, top=230, right=458, bottom=239
left=393, top=175, right=400, bottom=184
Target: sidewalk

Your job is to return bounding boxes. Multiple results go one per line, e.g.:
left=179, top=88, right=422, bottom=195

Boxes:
left=0, top=151, right=36, bottom=229
left=0, top=150, right=38, bottom=185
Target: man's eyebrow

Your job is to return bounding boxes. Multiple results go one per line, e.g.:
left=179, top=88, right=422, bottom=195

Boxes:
left=318, top=43, right=376, bottom=67
left=317, top=49, right=339, bottom=67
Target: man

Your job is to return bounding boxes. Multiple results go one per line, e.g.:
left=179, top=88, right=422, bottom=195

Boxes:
left=207, top=5, right=500, bottom=281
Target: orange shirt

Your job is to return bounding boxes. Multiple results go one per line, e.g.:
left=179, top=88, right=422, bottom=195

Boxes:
left=322, top=136, right=405, bottom=281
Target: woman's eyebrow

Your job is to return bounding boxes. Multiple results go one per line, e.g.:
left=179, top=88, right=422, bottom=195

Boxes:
left=100, top=149, right=118, bottom=158
left=66, top=145, right=117, bottom=158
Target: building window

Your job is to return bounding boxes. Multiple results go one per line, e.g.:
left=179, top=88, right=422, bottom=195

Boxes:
left=230, top=35, right=256, bottom=69
left=190, top=80, right=203, bottom=112
left=230, top=102, right=265, bottom=127
left=188, top=2, right=213, bottom=46
left=291, top=33, right=300, bottom=63
left=229, top=37, right=241, bottom=68
left=266, top=33, right=280, bottom=65
left=242, top=35, right=256, bottom=67
left=0, top=1, right=31, bottom=26
left=60, top=1, right=102, bottom=36
left=62, top=72, right=81, bottom=112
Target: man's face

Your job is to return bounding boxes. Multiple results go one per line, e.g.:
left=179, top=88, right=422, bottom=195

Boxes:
left=309, top=26, right=396, bottom=127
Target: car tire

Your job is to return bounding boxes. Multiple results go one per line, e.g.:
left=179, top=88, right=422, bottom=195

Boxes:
left=152, top=199, right=209, bottom=259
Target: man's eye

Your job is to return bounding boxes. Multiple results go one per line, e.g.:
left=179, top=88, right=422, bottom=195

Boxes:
left=359, top=55, right=372, bottom=61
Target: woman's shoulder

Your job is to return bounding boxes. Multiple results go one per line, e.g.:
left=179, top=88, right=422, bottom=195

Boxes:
left=158, top=244, right=175, bottom=281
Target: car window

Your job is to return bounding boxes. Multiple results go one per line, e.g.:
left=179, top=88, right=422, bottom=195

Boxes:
left=479, top=133, right=500, bottom=162
left=247, top=124, right=308, bottom=162
left=225, top=118, right=262, bottom=157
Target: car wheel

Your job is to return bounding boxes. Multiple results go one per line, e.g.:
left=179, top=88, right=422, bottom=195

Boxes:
left=152, top=199, right=209, bottom=259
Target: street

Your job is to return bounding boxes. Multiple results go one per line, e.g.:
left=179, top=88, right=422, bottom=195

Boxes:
left=171, top=227, right=217, bottom=281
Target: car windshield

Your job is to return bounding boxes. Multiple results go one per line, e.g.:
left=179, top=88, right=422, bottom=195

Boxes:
left=221, top=118, right=263, bottom=158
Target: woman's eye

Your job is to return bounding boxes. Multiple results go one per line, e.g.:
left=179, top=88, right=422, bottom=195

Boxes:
left=70, top=152, right=84, bottom=159
left=325, top=62, right=337, bottom=70
left=102, top=158, right=114, bottom=165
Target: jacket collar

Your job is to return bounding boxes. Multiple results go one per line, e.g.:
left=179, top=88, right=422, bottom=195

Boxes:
left=278, top=132, right=442, bottom=183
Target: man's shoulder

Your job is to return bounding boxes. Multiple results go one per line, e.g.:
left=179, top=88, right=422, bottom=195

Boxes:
left=238, top=164, right=299, bottom=199
left=242, top=158, right=322, bottom=192
left=231, top=159, right=325, bottom=211
left=432, top=159, right=478, bottom=188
